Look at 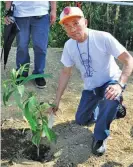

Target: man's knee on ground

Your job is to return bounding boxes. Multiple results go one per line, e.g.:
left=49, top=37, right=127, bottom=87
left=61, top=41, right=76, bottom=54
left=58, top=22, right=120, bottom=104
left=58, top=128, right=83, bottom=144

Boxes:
left=103, top=97, right=119, bottom=107
left=75, top=113, right=89, bottom=126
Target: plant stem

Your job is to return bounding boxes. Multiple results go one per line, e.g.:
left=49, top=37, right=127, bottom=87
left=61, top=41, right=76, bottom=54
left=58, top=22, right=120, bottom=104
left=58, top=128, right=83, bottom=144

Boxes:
left=37, top=146, right=40, bottom=157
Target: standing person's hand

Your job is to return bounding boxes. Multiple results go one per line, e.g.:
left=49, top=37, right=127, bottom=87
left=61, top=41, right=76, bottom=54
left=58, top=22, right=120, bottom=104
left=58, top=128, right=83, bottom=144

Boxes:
left=50, top=9, right=56, bottom=25
left=4, top=16, right=14, bottom=25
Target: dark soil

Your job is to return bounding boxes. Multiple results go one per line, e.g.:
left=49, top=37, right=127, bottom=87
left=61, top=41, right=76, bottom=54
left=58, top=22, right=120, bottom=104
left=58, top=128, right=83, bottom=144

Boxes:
left=22, top=141, right=52, bottom=162
left=1, top=128, right=53, bottom=162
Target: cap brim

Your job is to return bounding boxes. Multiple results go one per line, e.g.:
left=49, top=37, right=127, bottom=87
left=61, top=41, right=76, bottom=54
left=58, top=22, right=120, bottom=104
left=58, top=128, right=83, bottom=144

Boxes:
left=59, top=15, right=82, bottom=24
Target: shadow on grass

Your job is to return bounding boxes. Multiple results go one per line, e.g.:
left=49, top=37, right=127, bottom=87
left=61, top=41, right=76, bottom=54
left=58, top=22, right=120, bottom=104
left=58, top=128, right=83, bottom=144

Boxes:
left=101, top=161, right=123, bottom=167
left=130, top=126, right=133, bottom=138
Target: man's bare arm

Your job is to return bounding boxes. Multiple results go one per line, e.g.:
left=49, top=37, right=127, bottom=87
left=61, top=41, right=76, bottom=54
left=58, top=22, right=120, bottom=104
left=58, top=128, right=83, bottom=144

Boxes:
left=55, top=66, right=72, bottom=104
left=105, top=51, right=133, bottom=100
left=49, top=1, right=56, bottom=25
left=52, top=66, right=73, bottom=112
left=118, top=51, right=133, bottom=84
left=50, top=1, right=56, bottom=11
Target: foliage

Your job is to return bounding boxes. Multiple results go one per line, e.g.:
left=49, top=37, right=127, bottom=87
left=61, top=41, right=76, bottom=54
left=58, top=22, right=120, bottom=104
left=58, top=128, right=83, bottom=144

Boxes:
left=2, top=64, right=56, bottom=150
left=1, top=1, right=5, bottom=46
left=1, top=1, right=133, bottom=50
left=49, top=1, right=133, bottom=50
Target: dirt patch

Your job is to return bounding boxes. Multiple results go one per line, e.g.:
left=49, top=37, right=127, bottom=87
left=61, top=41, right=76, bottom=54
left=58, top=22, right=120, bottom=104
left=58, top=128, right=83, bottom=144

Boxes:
left=1, top=128, right=52, bottom=162
left=1, top=119, right=94, bottom=167
left=1, top=128, right=27, bottom=160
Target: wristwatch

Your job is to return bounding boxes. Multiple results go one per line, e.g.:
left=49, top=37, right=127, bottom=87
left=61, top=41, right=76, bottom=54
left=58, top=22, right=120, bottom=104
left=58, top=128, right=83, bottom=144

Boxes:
left=117, top=82, right=127, bottom=90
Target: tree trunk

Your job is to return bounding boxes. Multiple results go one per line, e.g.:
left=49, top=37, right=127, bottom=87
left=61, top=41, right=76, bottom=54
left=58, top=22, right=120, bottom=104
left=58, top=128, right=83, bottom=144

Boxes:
left=89, top=2, right=92, bottom=27
left=113, top=5, right=120, bottom=36
left=106, top=4, right=110, bottom=31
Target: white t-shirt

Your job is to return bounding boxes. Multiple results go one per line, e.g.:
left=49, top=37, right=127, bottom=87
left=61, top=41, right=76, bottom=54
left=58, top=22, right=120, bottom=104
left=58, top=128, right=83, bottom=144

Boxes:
left=13, top=1, right=49, bottom=17
left=61, top=29, right=127, bottom=90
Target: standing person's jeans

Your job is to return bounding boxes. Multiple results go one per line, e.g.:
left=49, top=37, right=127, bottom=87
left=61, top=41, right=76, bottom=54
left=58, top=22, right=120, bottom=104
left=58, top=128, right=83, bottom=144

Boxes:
left=15, top=14, right=50, bottom=75
left=75, top=80, right=121, bottom=140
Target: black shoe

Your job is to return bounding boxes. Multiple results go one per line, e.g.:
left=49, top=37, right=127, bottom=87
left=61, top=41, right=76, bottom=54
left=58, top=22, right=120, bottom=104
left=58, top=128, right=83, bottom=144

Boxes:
left=87, top=119, right=96, bottom=126
left=116, top=104, right=126, bottom=119
left=92, top=138, right=107, bottom=156
left=35, top=78, right=46, bottom=89
left=116, top=96, right=126, bottom=119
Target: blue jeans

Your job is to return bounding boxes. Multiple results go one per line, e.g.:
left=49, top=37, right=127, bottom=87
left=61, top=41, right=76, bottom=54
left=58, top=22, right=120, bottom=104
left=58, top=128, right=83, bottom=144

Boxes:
left=75, top=80, right=121, bottom=140
left=15, top=15, right=50, bottom=75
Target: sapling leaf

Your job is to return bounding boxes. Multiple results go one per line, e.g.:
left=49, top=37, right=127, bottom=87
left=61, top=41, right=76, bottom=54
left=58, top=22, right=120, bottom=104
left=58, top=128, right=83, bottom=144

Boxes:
left=21, top=74, right=52, bottom=84
left=3, top=83, right=7, bottom=91
left=24, top=102, right=37, bottom=131
left=32, top=114, right=39, bottom=125
left=3, top=82, right=15, bottom=106
left=3, top=84, right=8, bottom=95
left=32, top=131, right=42, bottom=147
left=6, top=89, right=15, bottom=102
left=40, top=103, right=51, bottom=111
left=16, top=76, right=26, bottom=82
left=42, top=116, right=48, bottom=124
left=11, top=68, right=17, bottom=80
left=42, top=124, right=56, bottom=142
left=18, top=63, right=29, bottom=76
left=28, top=96, right=37, bottom=107
left=28, top=96, right=40, bottom=114
left=3, top=79, right=12, bottom=84
left=3, top=92, right=7, bottom=106
left=17, top=85, right=25, bottom=97
left=13, top=90, right=24, bottom=110
left=25, top=92, right=36, bottom=100
left=3, top=83, right=9, bottom=105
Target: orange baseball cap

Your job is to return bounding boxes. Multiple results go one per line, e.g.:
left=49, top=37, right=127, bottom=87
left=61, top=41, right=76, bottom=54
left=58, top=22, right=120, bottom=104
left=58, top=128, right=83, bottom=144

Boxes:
left=59, top=7, right=84, bottom=24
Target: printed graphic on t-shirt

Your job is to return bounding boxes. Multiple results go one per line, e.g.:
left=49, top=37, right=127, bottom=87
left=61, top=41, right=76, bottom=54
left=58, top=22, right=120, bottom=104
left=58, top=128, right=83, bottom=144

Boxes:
left=80, top=52, right=95, bottom=78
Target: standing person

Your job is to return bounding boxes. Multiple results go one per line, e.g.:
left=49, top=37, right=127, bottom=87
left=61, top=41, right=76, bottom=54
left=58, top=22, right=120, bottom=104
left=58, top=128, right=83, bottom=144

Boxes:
left=50, top=7, right=133, bottom=156
left=4, top=1, right=56, bottom=88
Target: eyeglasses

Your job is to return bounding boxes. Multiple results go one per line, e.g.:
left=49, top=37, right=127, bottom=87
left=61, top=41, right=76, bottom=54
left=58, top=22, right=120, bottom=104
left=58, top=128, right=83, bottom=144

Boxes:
left=62, top=20, right=81, bottom=32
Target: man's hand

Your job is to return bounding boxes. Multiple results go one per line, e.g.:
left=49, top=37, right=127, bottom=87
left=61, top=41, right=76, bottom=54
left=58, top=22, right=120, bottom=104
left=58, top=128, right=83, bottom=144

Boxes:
left=4, top=16, right=14, bottom=25
left=49, top=101, right=59, bottom=115
left=105, top=84, right=123, bottom=100
left=5, top=1, right=13, bottom=25
left=50, top=9, right=56, bottom=25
